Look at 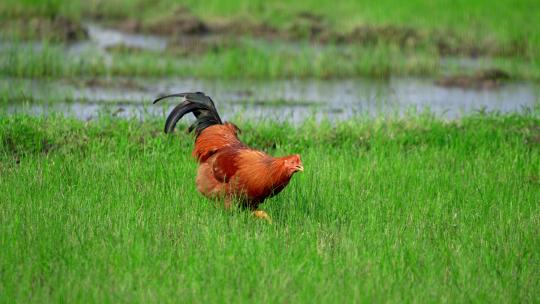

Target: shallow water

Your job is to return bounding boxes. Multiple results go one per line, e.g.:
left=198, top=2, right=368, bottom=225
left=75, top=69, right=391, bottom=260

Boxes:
left=71, top=22, right=168, bottom=54
left=3, top=76, right=539, bottom=122
left=2, top=23, right=538, bottom=121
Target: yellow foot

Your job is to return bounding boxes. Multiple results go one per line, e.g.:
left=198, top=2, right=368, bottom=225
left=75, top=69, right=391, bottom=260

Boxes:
left=252, top=210, right=272, bottom=223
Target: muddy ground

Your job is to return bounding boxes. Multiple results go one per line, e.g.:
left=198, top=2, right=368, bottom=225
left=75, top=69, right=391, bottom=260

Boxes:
left=114, top=8, right=528, bottom=58
left=435, top=69, right=511, bottom=89
left=0, top=16, right=88, bottom=42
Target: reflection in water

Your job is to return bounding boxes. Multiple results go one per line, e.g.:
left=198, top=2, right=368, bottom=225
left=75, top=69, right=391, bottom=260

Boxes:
left=3, top=77, right=539, bottom=122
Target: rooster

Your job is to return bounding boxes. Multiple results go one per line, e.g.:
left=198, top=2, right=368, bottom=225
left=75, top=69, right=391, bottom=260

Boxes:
left=154, top=92, right=303, bottom=221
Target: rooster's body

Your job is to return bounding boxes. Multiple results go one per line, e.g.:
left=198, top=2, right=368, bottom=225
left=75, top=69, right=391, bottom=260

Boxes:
left=154, top=92, right=303, bottom=217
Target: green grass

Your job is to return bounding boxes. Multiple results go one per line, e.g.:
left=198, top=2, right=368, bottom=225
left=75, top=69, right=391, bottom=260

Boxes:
left=1, top=113, right=539, bottom=302
left=2, top=41, right=539, bottom=80
left=0, top=42, right=433, bottom=79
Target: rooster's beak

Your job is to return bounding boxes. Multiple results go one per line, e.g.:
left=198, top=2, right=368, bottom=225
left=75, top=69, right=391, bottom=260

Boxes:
left=295, top=165, right=304, bottom=172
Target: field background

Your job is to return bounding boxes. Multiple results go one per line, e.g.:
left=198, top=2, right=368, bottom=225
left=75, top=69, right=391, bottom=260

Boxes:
left=1, top=0, right=540, bottom=303
left=1, top=0, right=540, bottom=79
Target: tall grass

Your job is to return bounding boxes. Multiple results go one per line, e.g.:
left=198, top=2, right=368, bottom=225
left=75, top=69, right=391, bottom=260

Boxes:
left=2, top=41, right=539, bottom=80
left=1, top=113, right=539, bottom=302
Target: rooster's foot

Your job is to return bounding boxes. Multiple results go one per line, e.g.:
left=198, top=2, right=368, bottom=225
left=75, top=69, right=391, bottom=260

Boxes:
left=252, top=210, right=272, bottom=223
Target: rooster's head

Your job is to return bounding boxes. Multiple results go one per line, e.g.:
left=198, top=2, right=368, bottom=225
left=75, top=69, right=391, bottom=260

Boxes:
left=283, top=154, right=304, bottom=175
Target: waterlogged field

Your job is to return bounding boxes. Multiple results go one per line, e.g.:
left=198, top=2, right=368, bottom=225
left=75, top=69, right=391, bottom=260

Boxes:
left=1, top=113, right=539, bottom=302
left=1, top=0, right=540, bottom=79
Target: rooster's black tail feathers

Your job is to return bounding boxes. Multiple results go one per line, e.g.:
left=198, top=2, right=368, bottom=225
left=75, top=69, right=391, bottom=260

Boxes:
left=153, top=92, right=223, bottom=135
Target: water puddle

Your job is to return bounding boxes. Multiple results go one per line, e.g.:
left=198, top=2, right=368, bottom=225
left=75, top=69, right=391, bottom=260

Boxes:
left=64, top=22, right=168, bottom=57
left=2, top=22, right=537, bottom=122
left=0, top=22, right=167, bottom=55
left=3, top=77, right=539, bottom=122
left=88, top=22, right=166, bottom=51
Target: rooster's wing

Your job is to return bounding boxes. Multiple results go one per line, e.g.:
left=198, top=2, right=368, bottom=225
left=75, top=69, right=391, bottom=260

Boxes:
left=211, top=149, right=241, bottom=183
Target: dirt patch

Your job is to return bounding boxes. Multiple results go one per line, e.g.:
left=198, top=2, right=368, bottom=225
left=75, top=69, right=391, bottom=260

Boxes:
left=52, top=17, right=88, bottom=41
left=433, top=31, right=528, bottom=57
left=340, top=25, right=526, bottom=57
left=208, top=19, right=280, bottom=39
left=115, top=10, right=304, bottom=41
left=287, top=12, right=329, bottom=40
left=231, top=99, right=318, bottom=107
left=343, top=25, right=425, bottom=47
left=166, top=35, right=232, bottom=56
left=116, top=19, right=143, bottom=33
left=145, top=11, right=208, bottom=36
left=108, top=10, right=528, bottom=59
left=105, top=44, right=147, bottom=54
left=435, top=69, right=511, bottom=89
left=1, top=17, right=88, bottom=42
left=434, top=31, right=488, bottom=57
left=435, top=34, right=488, bottom=57
left=118, top=7, right=208, bottom=36
left=209, top=12, right=334, bottom=42
left=63, top=78, right=148, bottom=91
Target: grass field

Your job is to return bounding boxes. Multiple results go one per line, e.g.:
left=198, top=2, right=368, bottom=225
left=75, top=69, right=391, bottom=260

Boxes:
left=1, top=0, right=540, bottom=79
left=0, top=41, right=438, bottom=79
left=3, top=41, right=539, bottom=80
left=1, top=113, right=539, bottom=302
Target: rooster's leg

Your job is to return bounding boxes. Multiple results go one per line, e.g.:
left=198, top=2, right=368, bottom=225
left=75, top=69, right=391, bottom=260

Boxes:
left=252, top=210, right=272, bottom=223
left=224, top=197, right=232, bottom=209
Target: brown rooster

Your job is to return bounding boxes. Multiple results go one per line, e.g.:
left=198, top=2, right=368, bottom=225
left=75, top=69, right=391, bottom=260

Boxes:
left=154, top=92, right=303, bottom=220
